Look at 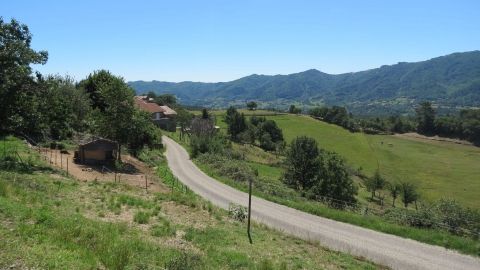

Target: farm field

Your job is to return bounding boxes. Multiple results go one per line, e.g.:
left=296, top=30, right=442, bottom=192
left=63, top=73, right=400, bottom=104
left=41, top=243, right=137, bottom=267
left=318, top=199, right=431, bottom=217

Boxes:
left=214, top=112, right=480, bottom=209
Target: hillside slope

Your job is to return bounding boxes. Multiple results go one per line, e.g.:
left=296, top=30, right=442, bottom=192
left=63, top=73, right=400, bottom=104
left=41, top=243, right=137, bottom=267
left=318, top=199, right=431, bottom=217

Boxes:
left=129, top=51, right=480, bottom=114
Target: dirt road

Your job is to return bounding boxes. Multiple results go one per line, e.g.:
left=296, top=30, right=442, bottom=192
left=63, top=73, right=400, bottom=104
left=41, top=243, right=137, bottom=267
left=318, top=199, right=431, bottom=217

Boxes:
left=163, top=136, right=480, bottom=270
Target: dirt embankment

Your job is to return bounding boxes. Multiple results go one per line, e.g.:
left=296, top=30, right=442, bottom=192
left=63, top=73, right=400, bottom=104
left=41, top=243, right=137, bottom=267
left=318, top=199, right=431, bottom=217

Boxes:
left=37, top=148, right=168, bottom=193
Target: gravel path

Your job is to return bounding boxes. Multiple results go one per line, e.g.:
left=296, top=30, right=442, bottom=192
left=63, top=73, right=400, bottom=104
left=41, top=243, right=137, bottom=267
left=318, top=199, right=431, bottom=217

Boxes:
left=163, top=136, right=480, bottom=270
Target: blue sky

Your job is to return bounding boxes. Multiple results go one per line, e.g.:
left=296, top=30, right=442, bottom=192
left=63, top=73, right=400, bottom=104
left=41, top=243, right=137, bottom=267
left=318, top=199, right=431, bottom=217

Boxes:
left=3, top=0, right=480, bottom=82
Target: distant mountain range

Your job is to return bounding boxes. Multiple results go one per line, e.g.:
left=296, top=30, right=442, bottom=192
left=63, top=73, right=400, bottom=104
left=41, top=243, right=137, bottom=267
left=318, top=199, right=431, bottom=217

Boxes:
left=129, top=51, right=480, bottom=115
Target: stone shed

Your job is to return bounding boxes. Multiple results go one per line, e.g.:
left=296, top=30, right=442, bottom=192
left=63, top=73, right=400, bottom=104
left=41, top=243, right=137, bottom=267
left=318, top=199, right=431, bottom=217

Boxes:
left=74, top=138, right=118, bottom=164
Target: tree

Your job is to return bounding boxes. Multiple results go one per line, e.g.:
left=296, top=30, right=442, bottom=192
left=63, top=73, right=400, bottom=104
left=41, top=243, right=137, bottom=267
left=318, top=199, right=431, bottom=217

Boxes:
left=225, top=106, right=237, bottom=126
left=258, top=120, right=283, bottom=143
left=416, top=102, right=436, bottom=135
left=225, top=107, right=247, bottom=141
left=83, top=70, right=136, bottom=161
left=400, top=182, right=419, bottom=208
left=288, top=105, right=301, bottom=114
left=201, top=108, right=210, bottom=119
left=246, top=101, right=257, bottom=111
left=283, top=136, right=320, bottom=190
left=146, top=91, right=156, bottom=100
left=231, top=113, right=247, bottom=141
left=127, top=110, right=162, bottom=156
left=311, top=152, right=357, bottom=207
left=0, top=18, right=48, bottom=136
left=259, top=133, right=275, bottom=151
left=388, top=181, right=401, bottom=207
left=190, top=116, right=229, bottom=157
left=364, top=170, right=386, bottom=199
left=176, top=107, right=194, bottom=140
left=41, top=75, right=91, bottom=139
left=155, top=94, right=176, bottom=107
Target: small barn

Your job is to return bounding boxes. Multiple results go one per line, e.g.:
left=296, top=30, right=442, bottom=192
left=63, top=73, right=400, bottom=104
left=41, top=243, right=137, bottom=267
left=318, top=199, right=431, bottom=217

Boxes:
left=74, top=138, right=118, bottom=164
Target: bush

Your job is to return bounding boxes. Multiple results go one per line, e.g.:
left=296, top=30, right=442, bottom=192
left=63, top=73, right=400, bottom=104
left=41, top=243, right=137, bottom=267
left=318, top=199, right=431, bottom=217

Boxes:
left=196, top=153, right=256, bottom=183
left=190, top=134, right=230, bottom=158
left=228, top=203, right=247, bottom=222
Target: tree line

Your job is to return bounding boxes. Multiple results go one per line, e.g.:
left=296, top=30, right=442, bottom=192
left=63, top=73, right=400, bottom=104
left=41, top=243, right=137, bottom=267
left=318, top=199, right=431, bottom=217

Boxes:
left=0, top=18, right=161, bottom=159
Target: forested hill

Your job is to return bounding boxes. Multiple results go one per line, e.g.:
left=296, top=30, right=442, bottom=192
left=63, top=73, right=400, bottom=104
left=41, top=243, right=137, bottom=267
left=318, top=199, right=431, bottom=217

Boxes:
left=129, top=51, right=480, bottom=115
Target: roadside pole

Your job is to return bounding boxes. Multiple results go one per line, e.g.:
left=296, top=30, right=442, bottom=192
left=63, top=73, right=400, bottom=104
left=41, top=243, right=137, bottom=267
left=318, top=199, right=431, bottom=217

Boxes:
left=247, top=177, right=253, bottom=244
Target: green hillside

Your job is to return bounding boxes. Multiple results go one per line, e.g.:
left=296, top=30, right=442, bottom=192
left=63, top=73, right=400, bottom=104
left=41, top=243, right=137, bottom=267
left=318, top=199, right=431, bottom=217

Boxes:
left=129, top=51, right=480, bottom=115
left=264, top=114, right=480, bottom=209
left=0, top=136, right=379, bottom=269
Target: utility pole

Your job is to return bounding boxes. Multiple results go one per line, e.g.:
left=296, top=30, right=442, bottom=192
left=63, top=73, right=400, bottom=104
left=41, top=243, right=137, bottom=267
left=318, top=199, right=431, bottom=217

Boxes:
left=247, top=177, right=253, bottom=244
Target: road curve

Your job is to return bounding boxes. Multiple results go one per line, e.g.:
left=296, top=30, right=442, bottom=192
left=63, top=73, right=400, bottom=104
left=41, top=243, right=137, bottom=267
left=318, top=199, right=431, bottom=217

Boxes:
left=163, top=136, right=480, bottom=270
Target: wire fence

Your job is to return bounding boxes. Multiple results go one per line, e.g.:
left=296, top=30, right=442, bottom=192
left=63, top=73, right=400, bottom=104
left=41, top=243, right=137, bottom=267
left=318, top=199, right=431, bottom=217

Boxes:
left=254, top=180, right=480, bottom=238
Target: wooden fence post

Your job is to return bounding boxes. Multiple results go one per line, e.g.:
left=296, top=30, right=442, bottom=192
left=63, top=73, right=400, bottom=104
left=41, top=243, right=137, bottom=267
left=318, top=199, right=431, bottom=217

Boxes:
left=50, top=148, right=53, bottom=164
left=60, top=151, right=63, bottom=169
left=145, top=175, right=148, bottom=190
left=247, top=177, right=253, bottom=244
left=66, top=158, right=69, bottom=176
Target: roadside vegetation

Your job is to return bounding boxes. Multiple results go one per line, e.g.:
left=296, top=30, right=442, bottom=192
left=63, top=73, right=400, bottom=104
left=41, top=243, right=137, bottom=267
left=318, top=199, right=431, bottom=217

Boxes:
left=0, top=136, right=381, bottom=269
left=168, top=107, right=480, bottom=256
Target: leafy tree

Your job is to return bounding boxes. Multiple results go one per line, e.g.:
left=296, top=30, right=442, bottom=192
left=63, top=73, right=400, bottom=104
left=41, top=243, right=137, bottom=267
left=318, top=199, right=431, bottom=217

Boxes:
left=416, top=102, right=436, bottom=135
left=0, top=18, right=48, bottom=136
left=41, top=75, right=91, bottom=139
left=250, top=115, right=266, bottom=126
left=201, top=108, right=210, bottom=119
left=400, top=182, right=419, bottom=208
left=388, top=181, right=401, bottom=207
left=155, top=94, right=176, bottom=107
left=127, top=110, right=162, bottom=156
left=311, top=152, right=357, bottom=206
left=258, top=120, right=283, bottom=143
left=364, top=170, right=386, bottom=199
left=246, top=101, right=257, bottom=111
left=146, top=91, right=156, bottom=99
left=225, top=107, right=247, bottom=141
left=283, top=136, right=320, bottom=190
left=288, top=105, right=301, bottom=114
left=225, top=106, right=237, bottom=126
left=83, top=70, right=136, bottom=160
left=259, top=133, right=275, bottom=151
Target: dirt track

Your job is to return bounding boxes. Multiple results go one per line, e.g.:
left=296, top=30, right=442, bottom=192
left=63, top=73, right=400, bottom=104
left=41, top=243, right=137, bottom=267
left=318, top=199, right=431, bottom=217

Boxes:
left=163, top=136, right=480, bottom=270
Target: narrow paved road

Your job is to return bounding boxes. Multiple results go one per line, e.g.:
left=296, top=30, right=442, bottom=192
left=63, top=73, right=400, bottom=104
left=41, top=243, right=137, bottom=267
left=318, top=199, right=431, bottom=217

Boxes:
left=163, top=136, right=480, bottom=270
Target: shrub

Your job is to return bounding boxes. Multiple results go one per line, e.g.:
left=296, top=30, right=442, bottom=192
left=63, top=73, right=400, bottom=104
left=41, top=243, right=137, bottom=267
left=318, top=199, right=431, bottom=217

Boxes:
left=196, top=153, right=256, bottom=183
left=134, top=211, right=150, bottom=224
left=228, top=203, right=247, bottom=222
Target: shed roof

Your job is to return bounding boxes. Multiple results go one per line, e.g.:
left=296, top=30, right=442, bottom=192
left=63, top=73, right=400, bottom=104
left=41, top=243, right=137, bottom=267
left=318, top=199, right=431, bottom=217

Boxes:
left=79, top=138, right=118, bottom=150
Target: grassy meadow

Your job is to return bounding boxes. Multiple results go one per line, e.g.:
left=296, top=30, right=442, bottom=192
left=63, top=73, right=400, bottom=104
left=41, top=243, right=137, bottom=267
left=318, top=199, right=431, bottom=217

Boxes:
left=214, top=112, right=480, bottom=209
left=0, top=136, right=381, bottom=269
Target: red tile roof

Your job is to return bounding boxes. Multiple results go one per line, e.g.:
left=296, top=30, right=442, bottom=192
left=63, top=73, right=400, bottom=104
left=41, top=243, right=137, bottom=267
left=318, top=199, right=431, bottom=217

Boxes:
left=134, top=96, right=163, bottom=113
left=134, top=96, right=177, bottom=115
